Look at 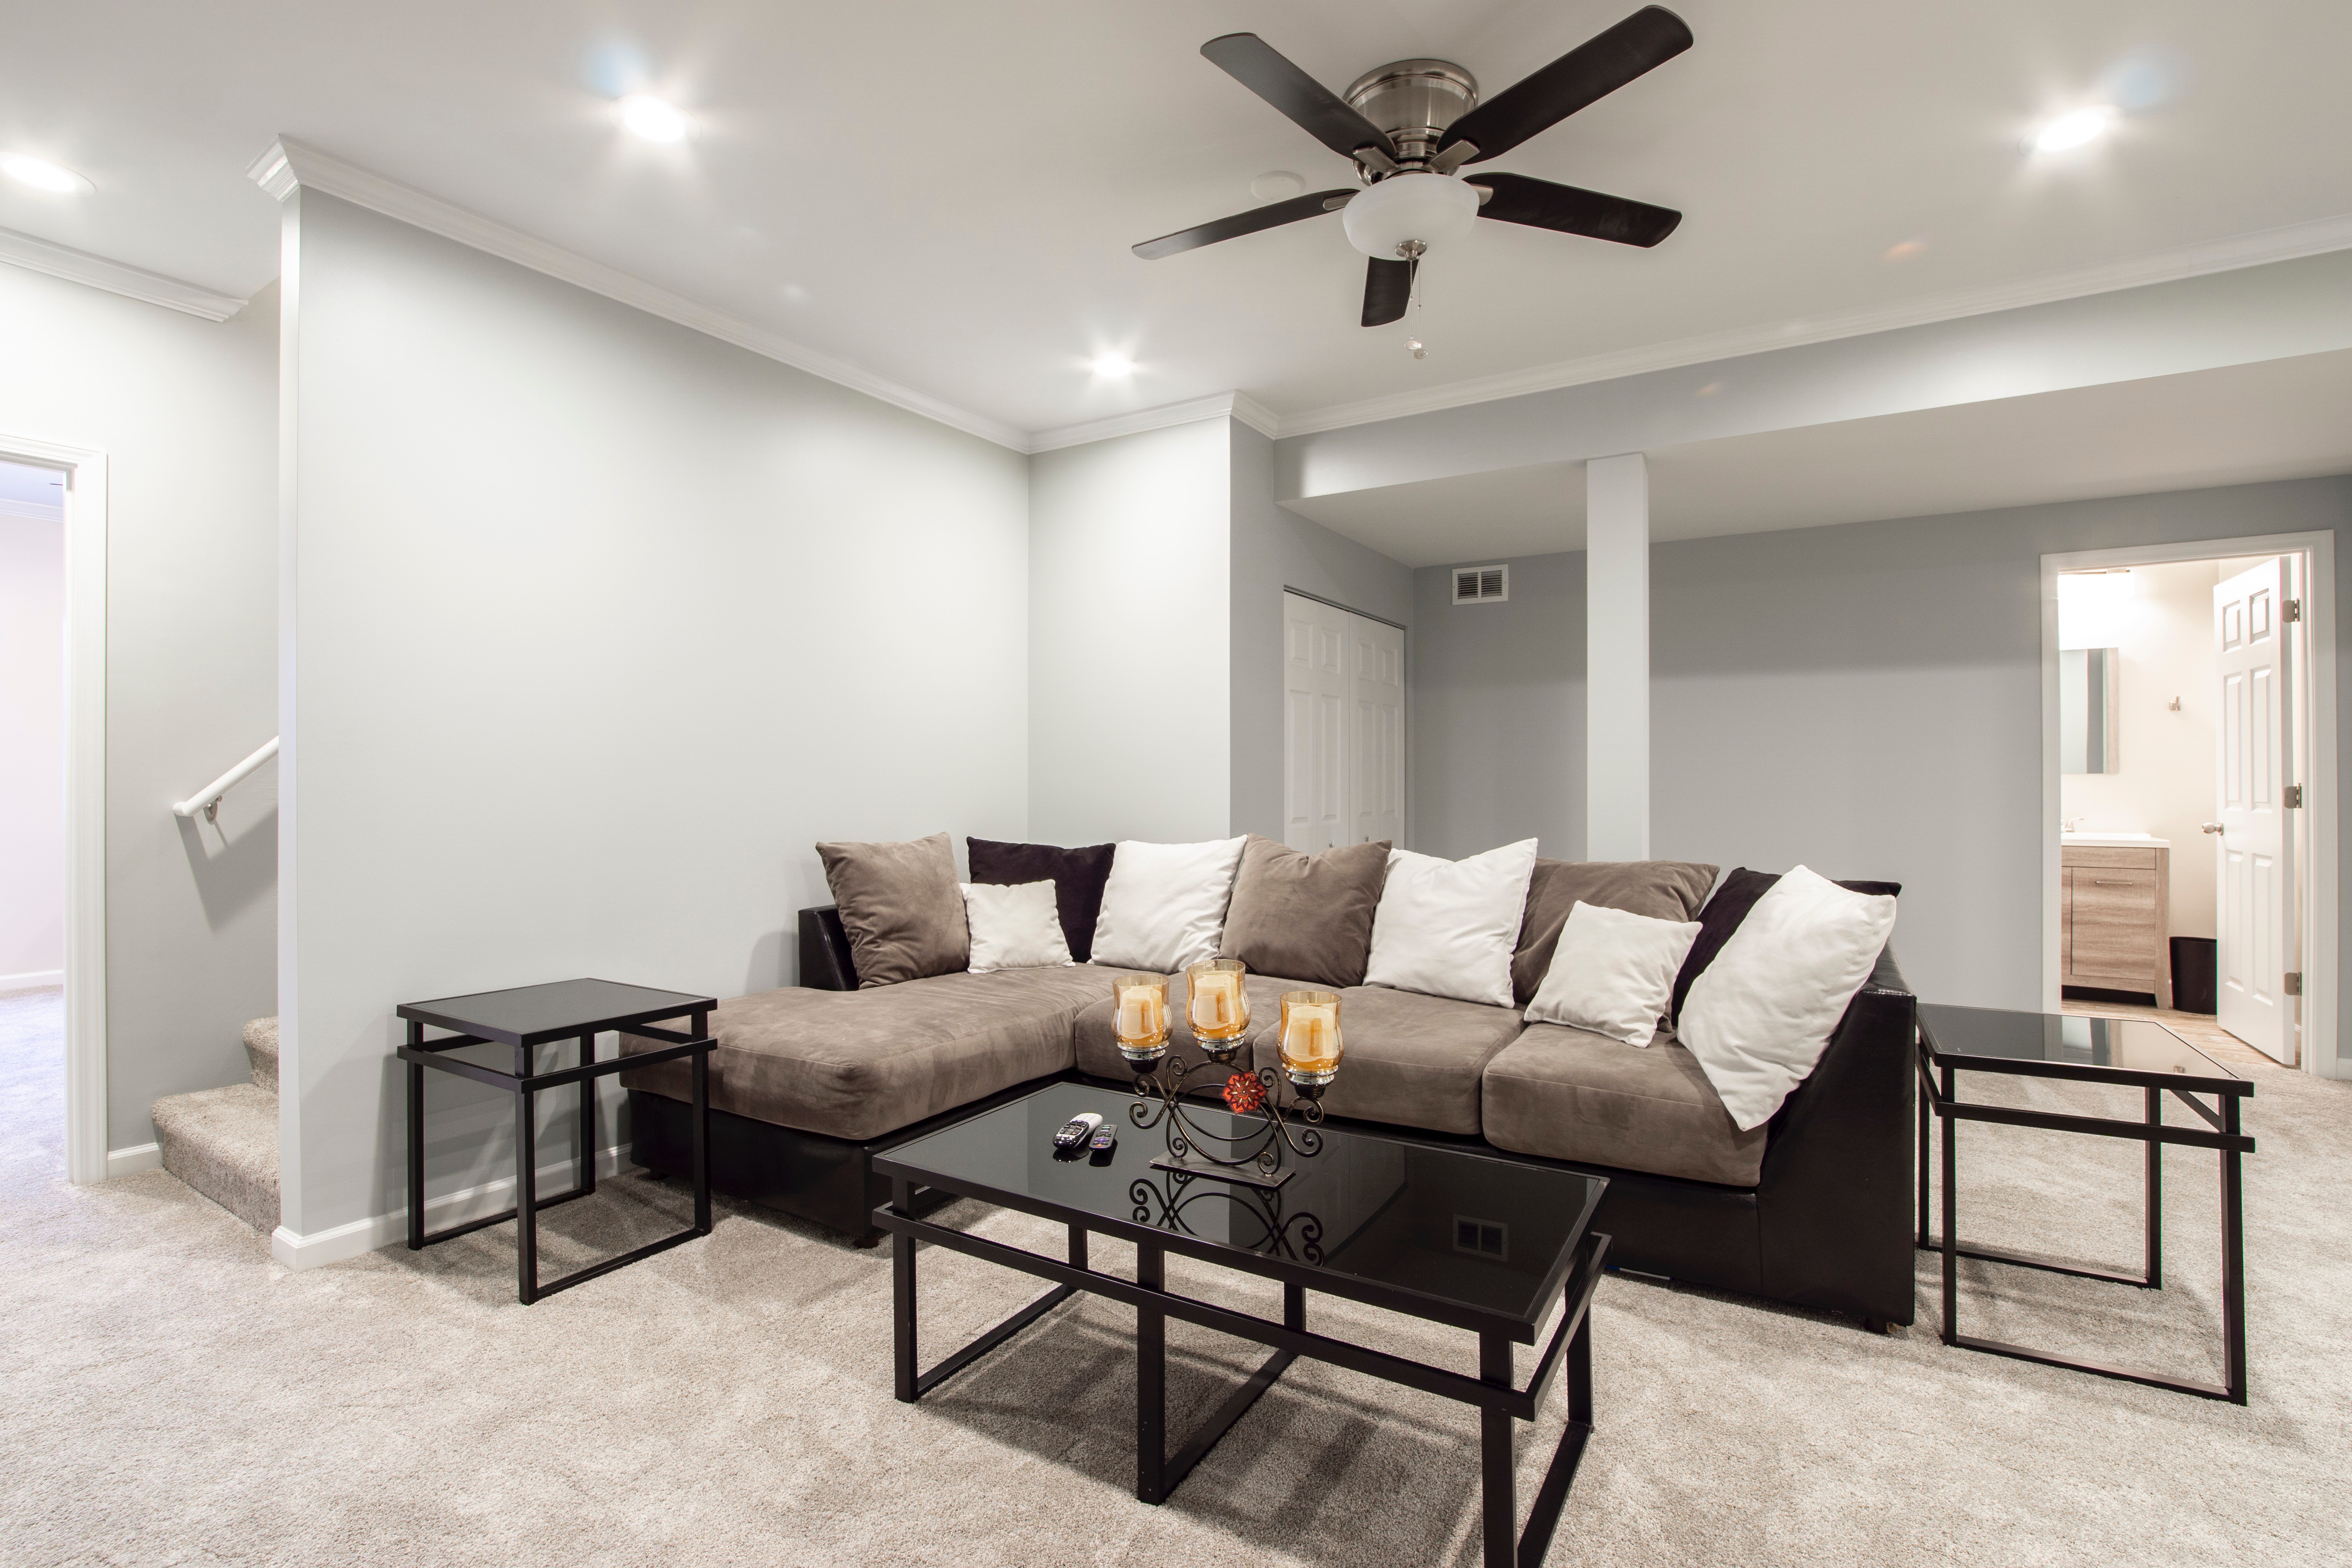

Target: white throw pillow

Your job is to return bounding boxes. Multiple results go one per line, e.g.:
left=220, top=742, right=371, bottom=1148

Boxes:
left=1089, top=837, right=1249, bottom=973
left=959, top=880, right=1073, bottom=973
left=1361, top=839, right=1539, bottom=1008
left=1524, top=900, right=1701, bottom=1045
left=1679, top=866, right=1898, bottom=1131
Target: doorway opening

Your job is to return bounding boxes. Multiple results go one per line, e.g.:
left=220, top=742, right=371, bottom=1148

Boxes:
left=0, top=434, right=107, bottom=1183
left=1280, top=590, right=1405, bottom=852
left=2042, top=535, right=2337, bottom=1079
left=0, top=458, right=67, bottom=995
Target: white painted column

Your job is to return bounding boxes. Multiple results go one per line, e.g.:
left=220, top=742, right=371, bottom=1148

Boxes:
left=1585, top=453, right=1649, bottom=860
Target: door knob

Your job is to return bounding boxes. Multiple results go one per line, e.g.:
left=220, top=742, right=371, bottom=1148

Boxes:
left=2201, top=822, right=2225, bottom=835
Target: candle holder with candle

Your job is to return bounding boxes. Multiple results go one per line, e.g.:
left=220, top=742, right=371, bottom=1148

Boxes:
left=1125, top=963, right=1339, bottom=1189
left=1111, top=974, right=1171, bottom=1066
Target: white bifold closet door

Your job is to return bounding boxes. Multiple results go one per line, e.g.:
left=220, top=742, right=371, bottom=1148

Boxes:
left=1283, top=592, right=1405, bottom=853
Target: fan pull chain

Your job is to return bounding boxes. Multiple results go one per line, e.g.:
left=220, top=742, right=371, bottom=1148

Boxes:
left=1406, top=263, right=1428, bottom=359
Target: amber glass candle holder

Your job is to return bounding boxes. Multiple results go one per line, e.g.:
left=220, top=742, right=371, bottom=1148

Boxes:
left=1278, top=990, right=1343, bottom=1100
left=1112, top=973, right=1171, bottom=1065
left=1185, top=958, right=1251, bottom=1060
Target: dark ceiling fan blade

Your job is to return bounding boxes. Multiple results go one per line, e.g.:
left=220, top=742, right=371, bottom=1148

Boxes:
left=1133, top=189, right=1356, bottom=260
left=1471, top=171, right=1682, bottom=246
left=1361, top=256, right=1417, bottom=327
left=1201, top=34, right=1400, bottom=162
left=1437, top=6, right=1693, bottom=165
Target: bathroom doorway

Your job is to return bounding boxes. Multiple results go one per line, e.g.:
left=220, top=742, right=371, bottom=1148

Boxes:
left=2041, top=535, right=2336, bottom=1076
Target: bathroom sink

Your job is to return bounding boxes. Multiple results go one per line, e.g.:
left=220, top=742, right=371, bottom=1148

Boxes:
left=2062, top=831, right=2171, bottom=849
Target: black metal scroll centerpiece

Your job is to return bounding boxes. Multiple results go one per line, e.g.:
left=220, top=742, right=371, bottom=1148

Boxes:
left=1116, top=965, right=1339, bottom=1192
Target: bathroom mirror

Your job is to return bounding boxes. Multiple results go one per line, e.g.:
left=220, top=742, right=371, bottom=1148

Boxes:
left=2060, top=647, right=2119, bottom=773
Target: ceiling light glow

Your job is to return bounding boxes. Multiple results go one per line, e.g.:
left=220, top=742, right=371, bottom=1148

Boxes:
left=2032, top=107, right=2114, bottom=154
left=1089, top=353, right=1136, bottom=379
left=2, top=153, right=88, bottom=193
left=621, top=95, right=692, bottom=143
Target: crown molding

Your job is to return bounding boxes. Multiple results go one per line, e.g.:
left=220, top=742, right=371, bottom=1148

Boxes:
left=246, top=137, right=1029, bottom=452
left=0, top=226, right=247, bottom=321
left=1025, top=390, right=1280, bottom=454
left=1271, top=209, right=2352, bottom=439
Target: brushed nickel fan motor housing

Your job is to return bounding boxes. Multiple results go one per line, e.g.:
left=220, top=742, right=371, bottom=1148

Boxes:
left=1345, top=59, right=1479, bottom=175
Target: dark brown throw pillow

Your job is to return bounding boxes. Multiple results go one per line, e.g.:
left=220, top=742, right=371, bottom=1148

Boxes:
left=815, top=833, right=969, bottom=989
left=1217, top=835, right=1392, bottom=989
left=1668, top=867, right=1903, bottom=1024
left=1511, top=859, right=1719, bottom=1007
left=967, top=837, right=1115, bottom=962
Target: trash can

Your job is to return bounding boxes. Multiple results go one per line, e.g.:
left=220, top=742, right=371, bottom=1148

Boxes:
left=2171, top=936, right=2218, bottom=1014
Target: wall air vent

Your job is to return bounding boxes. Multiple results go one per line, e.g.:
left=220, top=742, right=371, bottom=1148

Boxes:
left=1452, top=564, right=1508, bottom=604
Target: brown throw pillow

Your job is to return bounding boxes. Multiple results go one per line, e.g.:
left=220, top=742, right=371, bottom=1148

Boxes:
left=815, top=833, right=969, bottom=989
left=1218, top=835, right=1392, bottom=989
left=1510, top=859, right=1719, bottom=1007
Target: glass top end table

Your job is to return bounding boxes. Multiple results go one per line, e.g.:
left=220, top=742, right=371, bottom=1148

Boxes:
left=1916, top=1003, right=2256, bottom=1403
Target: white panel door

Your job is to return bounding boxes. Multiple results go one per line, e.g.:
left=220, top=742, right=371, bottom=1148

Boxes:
left=1350, top=615, right=1406, bottom=847
left=2215, top=557, right=2293, bottom=1063
left=1282, top=593, right=1350, bottom=852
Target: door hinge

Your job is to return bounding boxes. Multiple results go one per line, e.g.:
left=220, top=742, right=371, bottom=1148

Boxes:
left=2284, top=784, right=2304, bottom=808
left=2284, top=971, right=2303, bottom=997
left=2285, top=598, right=2303, bottom=623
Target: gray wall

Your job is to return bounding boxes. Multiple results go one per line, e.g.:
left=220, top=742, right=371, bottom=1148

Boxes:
left=1028, top=417, right=1231, bottom=846
left=1229, top=423, right=1415, bottom=843
left=1411, top=550, right=1585, bottom=862
left=0, top=263, right=279, bottom=1152
left=1410, top=474, right=2352, bottom=1055
left=279, top=193, right=1033, bottom=1238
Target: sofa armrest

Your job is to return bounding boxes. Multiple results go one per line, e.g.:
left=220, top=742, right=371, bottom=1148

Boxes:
left=797, top=906, right=859, bottom=991
left=1753, top=944, right=1917, bottom=1324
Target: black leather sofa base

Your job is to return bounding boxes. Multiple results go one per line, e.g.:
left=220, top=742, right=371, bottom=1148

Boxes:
left=627, top=1078, right=1046, bottom=1245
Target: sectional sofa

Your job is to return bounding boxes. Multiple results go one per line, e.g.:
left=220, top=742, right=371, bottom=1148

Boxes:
left=622, top=857, right=1919, bottom=1328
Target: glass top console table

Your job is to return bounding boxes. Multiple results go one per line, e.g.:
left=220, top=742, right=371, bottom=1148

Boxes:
left=1916, top=1004, right=2255, bottom=1403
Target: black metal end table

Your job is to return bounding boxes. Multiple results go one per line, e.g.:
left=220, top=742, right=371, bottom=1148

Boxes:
left=397, top=978, right=718, bottom=1304
left=873, top=1081, right=1610, bottom=1568
left=1916, top=1003, right=2255, bottom=1403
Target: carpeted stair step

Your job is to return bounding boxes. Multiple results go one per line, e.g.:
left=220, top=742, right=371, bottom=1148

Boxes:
left=243, top=1015, right=279, bottom=1092
left=152, top=1084, right=279, bottom=1234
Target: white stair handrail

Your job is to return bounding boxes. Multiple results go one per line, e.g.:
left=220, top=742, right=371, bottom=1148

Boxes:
left=173, top=736, right=279, bottom=822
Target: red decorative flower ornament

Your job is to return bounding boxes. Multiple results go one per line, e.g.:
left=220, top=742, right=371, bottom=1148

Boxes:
left=1221, top=1071, right=1266, bottom=1114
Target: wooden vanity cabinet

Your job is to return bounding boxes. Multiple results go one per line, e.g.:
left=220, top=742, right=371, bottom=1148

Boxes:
left=2061, top=844, right=2172, bottom=1006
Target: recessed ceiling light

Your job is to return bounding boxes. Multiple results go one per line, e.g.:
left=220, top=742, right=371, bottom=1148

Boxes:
left=1088, top=352, right=1137, bottom=379
left=620, top=94, right=692, bottom=143
left=2031, top=107, right=2114, bottom=154
left=1250, top=170, right=1305, bottom=203
left=2, top=153, right=91, bottom=193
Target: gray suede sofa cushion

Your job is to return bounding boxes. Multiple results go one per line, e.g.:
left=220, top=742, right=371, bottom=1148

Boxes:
left=816, top=832, right=969, bottom=989
left=1073, top=968, right=1299, bottom=1082
left=619, top=964, right=1111, bottom=1141
left=1249, top=984, right=1524, bottom=1136
left=1217, top=835, right=1391, bottom=989
left=1480, top=1021, right=1767, bottom=1186
left=1512, top=859, right=1719, bottom=1006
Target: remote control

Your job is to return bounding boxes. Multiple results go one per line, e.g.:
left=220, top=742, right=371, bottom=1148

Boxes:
left=1088, top=1122, right=1118, bottom=1156
left=1053, top=1112, right=1103, bottom=1156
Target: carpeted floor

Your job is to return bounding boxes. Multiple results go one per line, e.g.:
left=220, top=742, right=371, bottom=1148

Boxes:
left=4, top=983, right=2348, bottom=1566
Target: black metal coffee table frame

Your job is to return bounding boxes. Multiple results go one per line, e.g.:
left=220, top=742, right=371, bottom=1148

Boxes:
left=1915, top=1009, right=2255, bottom=1403
left=397, top=982, right=718, bottom=1305
left=874, top=1163, right=1610, bottom=1568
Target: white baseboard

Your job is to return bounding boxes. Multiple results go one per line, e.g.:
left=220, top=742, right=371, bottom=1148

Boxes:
left=0, top=969, right=64, bottom=994
left=106, top=1142, right=162, bottom=1177
left=271, top=1143, right=636, bottom=1271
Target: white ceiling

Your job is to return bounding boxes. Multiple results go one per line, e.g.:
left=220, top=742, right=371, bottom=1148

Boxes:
left=5, top=2, right=2351, bottom=442
left=1284, top=348, right=2352, bottom=566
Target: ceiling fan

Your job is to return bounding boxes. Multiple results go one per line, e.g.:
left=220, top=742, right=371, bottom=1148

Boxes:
left=1133, top=5, right=1693, bottom=327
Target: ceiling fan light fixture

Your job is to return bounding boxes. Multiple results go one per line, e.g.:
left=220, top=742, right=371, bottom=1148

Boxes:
left=1341, top=172, right=1478, bottom=260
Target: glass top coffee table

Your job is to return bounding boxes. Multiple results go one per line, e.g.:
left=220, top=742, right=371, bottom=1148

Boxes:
left=1916, top=1004, right=2255, bottom=1403
left=875, top=1080, right=1610, bottom=1568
